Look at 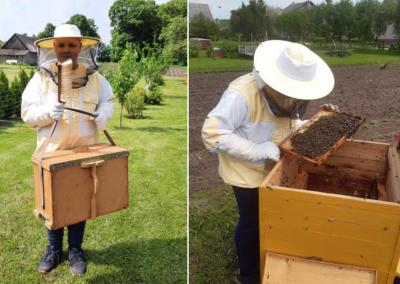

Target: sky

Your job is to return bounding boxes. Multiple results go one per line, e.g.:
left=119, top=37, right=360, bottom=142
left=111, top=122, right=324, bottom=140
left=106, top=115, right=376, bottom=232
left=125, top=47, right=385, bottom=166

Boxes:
left=0, top=0, right=170, bottom=44
left=189, top=0, right=358, bottom=19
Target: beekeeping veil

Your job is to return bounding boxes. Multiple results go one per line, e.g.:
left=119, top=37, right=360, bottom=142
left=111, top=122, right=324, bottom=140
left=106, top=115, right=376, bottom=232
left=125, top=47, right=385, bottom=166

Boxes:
left=34, top=24, right=100, bottom=88
left=253, top=40, right=335, bottom=118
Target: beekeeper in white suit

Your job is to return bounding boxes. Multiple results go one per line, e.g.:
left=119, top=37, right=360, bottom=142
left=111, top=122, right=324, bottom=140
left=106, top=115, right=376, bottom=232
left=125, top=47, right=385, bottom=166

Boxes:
left=21, top=24, right=114, bottom=275
left=202, top=40, right=337, bottom=284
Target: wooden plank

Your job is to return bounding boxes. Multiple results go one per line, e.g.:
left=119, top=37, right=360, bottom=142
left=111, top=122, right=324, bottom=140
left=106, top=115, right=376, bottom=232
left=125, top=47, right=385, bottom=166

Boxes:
left=260, top=222, right=394, bottom=271
left=386, top=144, right=400, bottom=203
left=324, top=155, right=386, bottom=174
left=261, top=189, right=400, bottom=230
left=387, top=229, right=400, bottom=284
left=263, top=156, right=299, bottom=187
left=302, top=161, right=384, bottom=181
left=263, top=253, right=376, bottom=284
left=261, top=186, right=400, bottom=215
left=346, top=139, right=389, bottom=152
left=262, top=209, right=398, bottom=244
left=332, top=143, right=388, bottom=162
left=378, top=179, right=388, bottom=201
left=290, top=170, right=308, bottom=189
left=262, top=158, right=285, bottom=187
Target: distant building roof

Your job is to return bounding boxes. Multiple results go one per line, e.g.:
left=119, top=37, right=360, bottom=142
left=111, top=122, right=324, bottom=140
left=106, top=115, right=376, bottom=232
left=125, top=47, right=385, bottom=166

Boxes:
left=1, top=33, right=37, bottom=52
left=283, top=1, right=316, bottom=12
left=377, top=23, right=398, bottom=41
left=189, top=3, right=213, bottom=22
left=0, top=49, right=30, bottom=56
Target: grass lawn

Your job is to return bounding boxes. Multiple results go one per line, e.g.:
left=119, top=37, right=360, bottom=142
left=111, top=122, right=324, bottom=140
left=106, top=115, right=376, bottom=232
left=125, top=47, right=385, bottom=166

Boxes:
left=189, top=186, right=238, bottom=283
left=0, top=77, right=187, bottom=283
left=189, top=56, right=253, bottom=73
left=316, top=48, right=400, bottom=66
left=0, top=63, right=35, bottom=81
left=189, top=47, right=400, bottom=73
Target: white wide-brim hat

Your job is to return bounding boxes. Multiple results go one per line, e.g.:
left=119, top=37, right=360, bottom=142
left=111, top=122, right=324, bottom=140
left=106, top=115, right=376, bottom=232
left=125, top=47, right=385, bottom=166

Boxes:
left=35, top=24, right=100, bottom=48
left=254, top=40, right=334, bottom=100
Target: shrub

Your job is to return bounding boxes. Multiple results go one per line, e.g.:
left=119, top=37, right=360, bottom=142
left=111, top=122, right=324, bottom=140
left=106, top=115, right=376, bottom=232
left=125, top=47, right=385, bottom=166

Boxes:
left=126, top=84, right=145, bottom=119
left=164, top=40, right=187, bottom=65
left=9, top=77, right=21, bottom=118
left=206, top=46, right=213, bottom=57
left=189, top=44, right=200, bottom=58
left=145, top=86, right=163, bottom=105
left=0, top=71, right=10, bottom=119
left=218, top=40, right=239, bottom=58
left=140, top=46, right=169, bottom=88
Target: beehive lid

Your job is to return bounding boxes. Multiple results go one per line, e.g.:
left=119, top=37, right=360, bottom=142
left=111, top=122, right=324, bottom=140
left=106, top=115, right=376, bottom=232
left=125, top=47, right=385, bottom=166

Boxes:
left=279, top=110, right=365, bottom=165
left=32, top=143, right=129, bottom=171
left=263, top=253, right=376, bottom=284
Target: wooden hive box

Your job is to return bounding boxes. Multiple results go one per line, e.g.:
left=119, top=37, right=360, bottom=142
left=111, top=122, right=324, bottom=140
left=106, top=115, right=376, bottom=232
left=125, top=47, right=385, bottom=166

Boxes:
left=32, top=143, right=129, bottom=230
left=260, top=139, right=400, bottom=284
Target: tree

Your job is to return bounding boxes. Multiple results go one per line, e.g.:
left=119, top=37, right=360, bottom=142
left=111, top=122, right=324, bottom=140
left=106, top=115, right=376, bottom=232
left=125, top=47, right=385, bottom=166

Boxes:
left=36, top=23, right=56, bottom=39
left=309, top=5, right=331, bottom=42
left=139, top=45, right=169, bottom=94
left=374, top=9, right=388, bottom=39
left=275, top=10, right=311, bottom=41
left=9, top=77, right=21, bottom=118
left=0, top=71, right=10, bottom=119
left=215, top=19, right=232, bottom=39
left=159, top=16, right=187, bottom=65
left=230, top=0, right=272, bottom=41
left=67, top=14, right=100, bottom=37
left=97, top=43, right=112, bottom=62
left=334, top=0, right=356, bottom=40
left=158, top=0, right=186, bottom=23
left=109, top=0, right=162, bottom=61
left=395, top=0, right=400, bottom=39
left=189, top=13, right=218, bottom=39
left=106, top=45, right=140, bottom=128
left=13, top=69, right=29, bottom=117
left=354, top=0, right=380, bottom=43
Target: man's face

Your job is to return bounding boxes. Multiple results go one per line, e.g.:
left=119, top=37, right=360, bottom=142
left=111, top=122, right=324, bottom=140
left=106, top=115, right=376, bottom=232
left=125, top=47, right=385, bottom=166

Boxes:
left=53, top=38, right=82, bottom=64
left=263, top=84, right=309, bottom=118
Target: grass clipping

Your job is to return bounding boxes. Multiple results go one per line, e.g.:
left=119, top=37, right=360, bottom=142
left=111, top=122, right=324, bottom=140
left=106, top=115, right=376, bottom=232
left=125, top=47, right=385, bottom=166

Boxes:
left=292, top=113, right=360, bottom=159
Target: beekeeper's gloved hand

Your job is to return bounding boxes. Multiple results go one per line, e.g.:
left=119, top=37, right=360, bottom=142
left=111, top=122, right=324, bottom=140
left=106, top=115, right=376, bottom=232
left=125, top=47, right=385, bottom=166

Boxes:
left=48, top=101, right=65, bottom=121
left=321, top=103, right=339, bottom=112
left=256, top=141, right=280, bottom=162
left=93, top=111, right=107, bottom=130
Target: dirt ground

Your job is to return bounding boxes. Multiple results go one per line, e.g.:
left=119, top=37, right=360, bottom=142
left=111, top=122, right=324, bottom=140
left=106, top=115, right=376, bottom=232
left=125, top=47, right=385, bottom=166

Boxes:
left=189, top=64, right=400, bottom=192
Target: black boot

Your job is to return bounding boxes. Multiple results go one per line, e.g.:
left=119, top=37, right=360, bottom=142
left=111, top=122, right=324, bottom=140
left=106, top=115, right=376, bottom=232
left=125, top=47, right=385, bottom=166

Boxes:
left=68, top=247, right=87, bottom=275
left=38, top=246, right=63, bottom=273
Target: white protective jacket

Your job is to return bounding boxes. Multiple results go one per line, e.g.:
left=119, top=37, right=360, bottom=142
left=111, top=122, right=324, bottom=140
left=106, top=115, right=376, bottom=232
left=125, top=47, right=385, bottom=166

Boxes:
left=21, top=65, right=114, bottom=154
left=202, top=70, right=304, bottom=188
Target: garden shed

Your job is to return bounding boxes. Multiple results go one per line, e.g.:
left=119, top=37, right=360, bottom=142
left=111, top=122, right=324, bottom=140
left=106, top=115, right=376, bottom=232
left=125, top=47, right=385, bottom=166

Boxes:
left=0, top=33, right=37, bottom=65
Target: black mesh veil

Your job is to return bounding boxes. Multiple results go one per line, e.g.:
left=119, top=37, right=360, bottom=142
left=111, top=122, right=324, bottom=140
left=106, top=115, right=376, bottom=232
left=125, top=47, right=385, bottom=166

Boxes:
left=36, top=44, right=99, bottom=88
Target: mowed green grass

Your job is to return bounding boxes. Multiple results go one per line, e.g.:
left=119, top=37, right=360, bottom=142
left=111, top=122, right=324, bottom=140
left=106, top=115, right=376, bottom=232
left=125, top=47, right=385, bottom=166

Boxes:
left=0, top=63, right=35, bottom=81
left=189, top=47, right=400, bottom=73
left=0, top=77, right=187, bottom=283
left=316, top=48, right=400, bottom=66
left=189, top=186, right=238, bottom=283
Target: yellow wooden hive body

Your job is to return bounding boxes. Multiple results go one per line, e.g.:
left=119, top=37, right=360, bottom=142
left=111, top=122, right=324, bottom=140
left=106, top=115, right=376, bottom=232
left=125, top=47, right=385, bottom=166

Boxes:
left=260, top=139, right=400, bottom=284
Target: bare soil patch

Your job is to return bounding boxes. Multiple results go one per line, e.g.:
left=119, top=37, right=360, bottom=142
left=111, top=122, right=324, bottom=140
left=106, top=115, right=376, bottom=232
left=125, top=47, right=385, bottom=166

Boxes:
left=189, top=65, right=400, bottom=192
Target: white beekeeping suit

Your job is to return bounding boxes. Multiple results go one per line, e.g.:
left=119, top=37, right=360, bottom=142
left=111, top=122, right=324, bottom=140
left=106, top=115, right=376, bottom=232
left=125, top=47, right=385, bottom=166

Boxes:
left=202, top=40, right=335, bottom=188
left=21, top=24, right=115, bottom=153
